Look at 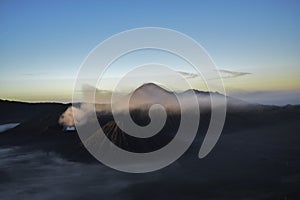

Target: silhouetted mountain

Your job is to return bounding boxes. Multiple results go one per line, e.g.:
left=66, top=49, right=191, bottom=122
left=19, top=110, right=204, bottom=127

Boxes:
left=1, top=91, right=300, bottom=199
left=134, top=82, right=172, bottom=94
left=108, top=83, right=251, bottom=114
left=0, top=84, right=300, bottom=158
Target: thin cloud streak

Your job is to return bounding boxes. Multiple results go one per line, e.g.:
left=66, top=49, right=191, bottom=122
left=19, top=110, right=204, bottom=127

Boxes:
left=217, top=69, right=251, bottom=79
left=177, top=69, right=251, bottom=80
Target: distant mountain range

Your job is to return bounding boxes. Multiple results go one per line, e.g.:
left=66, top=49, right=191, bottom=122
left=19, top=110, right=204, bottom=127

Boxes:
left=0, top=83, right=299, bottom=159
left=94, top=82, right=252, bottom=115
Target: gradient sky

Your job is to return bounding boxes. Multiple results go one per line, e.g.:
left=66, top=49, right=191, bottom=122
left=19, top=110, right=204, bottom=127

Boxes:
left=0, top=0, right=300, bottom=104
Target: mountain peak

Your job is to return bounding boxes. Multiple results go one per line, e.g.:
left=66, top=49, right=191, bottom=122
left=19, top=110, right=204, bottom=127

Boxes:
left=135, top=83, right=170, bottom=93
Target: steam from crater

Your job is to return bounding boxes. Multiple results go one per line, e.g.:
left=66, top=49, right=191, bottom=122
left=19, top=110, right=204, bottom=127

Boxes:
left=59, top=104, right=95, bottom=126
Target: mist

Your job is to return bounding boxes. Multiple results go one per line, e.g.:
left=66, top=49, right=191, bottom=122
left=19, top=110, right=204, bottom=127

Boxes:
left=58, top=83, right=231, bottom=127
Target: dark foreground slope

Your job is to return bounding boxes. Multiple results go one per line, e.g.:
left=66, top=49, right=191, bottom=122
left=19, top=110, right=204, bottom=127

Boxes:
left=0, top=100, right=93, bottom=162
left=0, top=99, right=300, bottom=199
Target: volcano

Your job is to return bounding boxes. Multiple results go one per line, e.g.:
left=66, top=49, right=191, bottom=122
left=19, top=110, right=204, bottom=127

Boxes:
left=0, top=85, right=300, bottom=199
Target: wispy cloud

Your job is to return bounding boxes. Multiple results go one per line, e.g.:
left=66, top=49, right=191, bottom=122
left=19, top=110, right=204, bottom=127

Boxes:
left=217, top=69, right=251, bottom=79
left=176, top=71, right=198, bottom=79
left=177, top=69, right=251, bottom=80
left=21, top=72, right=48, bottom=76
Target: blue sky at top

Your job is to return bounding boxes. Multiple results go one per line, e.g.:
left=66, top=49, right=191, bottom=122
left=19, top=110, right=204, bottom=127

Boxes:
left=0, top=0, right=299, bottom=103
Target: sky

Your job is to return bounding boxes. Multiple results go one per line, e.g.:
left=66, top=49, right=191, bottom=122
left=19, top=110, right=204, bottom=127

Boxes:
left=0, top=0, right=300, bottom=104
